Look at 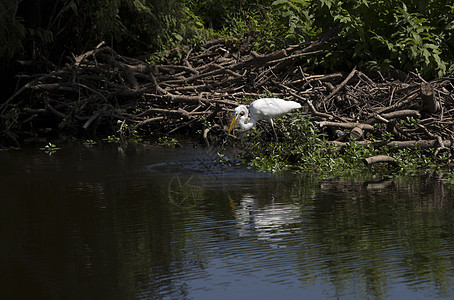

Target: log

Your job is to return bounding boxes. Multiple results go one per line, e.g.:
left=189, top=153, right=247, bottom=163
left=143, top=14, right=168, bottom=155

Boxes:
left=316, top=121, right=374, bottom=131
left=350, top=126, right=364, bottom=140
left=83, top=112, right=101, bottom=129
left=366, top=109, right=421, bottom=124
left=368, top=91, right=419, bottom=117
left=420, top=82, right=439, bottom=113
left=30, top=83, right=75, bottom=92
left=380, top=109, right=421, bottom=120
left=44, top=99, right=67, bottom=119
left=333, top=139, right=454, bottom=149
left=363, top=155, right=398, bottom=166
left=137, top=107, right=206, bottom=120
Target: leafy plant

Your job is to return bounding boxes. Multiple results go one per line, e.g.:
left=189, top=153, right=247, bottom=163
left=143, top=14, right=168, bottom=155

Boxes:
left=103, top=122, right=142, bottom=144
left=158, top=136, right=179, bottom=147
left=234, top=111, right=454, bottom=179
left=371, top=3, right=447, bottom=77
left=40, top=143, right=61, bottom=155
left=271, top=0, right=316, bottom=41
left=118, top=123, right=142, bottom=142
left=84, top=139, right=97, bottom=146
left=104, top=135, right=121, bottom=143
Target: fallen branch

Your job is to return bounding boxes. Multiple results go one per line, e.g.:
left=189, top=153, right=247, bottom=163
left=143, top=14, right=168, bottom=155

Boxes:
left=325, top=67, right=357, bottom=101
left=333, top=139, right=454, bottom=149
left=420, top=82, right=439, bottom=113
left=316, top=121, right=374, bottom=131
left=363, top=155, right=398, bottom=166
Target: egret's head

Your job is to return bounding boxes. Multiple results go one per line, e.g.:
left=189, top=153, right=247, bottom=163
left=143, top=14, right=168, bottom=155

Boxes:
left=234, top=105, right=248, bottom=115
left=228, top=105, right=248, bottom=134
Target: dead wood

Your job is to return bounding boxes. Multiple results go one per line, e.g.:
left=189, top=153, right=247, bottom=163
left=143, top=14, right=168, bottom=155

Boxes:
left=363, top=155, right=398, bottom=166
left=375, top=110, right=421, bottom=122
left=4, top=26, right=454, bottom=155
left=325, top=67, right=357, bottom=101
left=420, top=82, right=439, bottom=113
left=350, top=127, right=364, bottom=140
left=334, top=139, right=454, bottom=149
left=315, top=121, right=374, bottom=131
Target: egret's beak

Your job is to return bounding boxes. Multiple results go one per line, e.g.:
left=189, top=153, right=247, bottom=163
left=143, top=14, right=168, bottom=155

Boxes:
left=228, top=113, right=239, bottom=135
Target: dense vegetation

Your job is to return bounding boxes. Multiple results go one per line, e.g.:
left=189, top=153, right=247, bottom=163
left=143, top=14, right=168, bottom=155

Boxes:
left=2, top=0, right=454, bottom=79
left=237, top=114, right=454, bottom=181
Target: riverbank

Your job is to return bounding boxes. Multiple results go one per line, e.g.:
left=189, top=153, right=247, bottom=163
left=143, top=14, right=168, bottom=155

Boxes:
left=2, top=32, right=454, bottom=178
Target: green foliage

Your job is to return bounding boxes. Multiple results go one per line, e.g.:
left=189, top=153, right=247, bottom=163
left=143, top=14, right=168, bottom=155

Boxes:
left=187, top=0, right=454, bottom=78
left=272, top=0, right=314, bottom=40
left=212, top=0, right=317, bottom=52
left=319, top=0, right=453, bottom=77
left=370, top=3, right=448, bottom=77
left=241, top=114, right=331, bottom=173
left=215, top=152, right=230, bottom=164
left=40, top=143, right=61, bottom=155
left=4, top=0, right=454, bottom=79
left=119, top=123, right=142, bottom=142
left=104, top=135, right=121, bottom=143
left=103, top=122, right=142, bottom=144
left=84, top=139, right=97, bottom=146
left=2, top=0, right=211, bottom=65
left=158, top=136, right=179, bottom=147
left=65, top=0, right=210, bottom=53
left=0, top=1, right=25, bottom=60
left=236, top=114, right=454, bottom=179
left=399, top=116, right=420, bottom=130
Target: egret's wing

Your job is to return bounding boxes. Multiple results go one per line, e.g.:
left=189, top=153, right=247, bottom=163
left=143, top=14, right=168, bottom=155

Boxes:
left=250, top=98, right=301, bottom=121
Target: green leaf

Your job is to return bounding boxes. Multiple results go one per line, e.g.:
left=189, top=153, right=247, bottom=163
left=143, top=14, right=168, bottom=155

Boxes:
left=272, top=0, right=288, bottom=6
left=422, top=48, right=431, bottom=64
left=411, top=32, right=422, bottom=45
left=173, top=33, right=183, bottom=41
left=409, top=45, right=418, bottom=59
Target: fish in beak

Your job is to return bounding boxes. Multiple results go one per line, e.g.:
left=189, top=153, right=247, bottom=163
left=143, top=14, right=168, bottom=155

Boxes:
left=228, top=113, right=239, bottom=135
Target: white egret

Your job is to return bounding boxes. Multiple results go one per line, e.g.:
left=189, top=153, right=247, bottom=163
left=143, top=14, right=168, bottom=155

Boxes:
left=228, top=98, right=301, bottom=141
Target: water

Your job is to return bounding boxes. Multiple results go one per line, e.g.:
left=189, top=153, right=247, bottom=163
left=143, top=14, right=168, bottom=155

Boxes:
left=1, top=141, right=454, bottom=299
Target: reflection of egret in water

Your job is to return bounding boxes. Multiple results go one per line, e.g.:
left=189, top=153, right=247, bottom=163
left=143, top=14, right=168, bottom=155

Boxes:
left=232, top=194, right=301, bottom=247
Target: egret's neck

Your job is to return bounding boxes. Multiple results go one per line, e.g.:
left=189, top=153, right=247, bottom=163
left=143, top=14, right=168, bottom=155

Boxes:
left=238, top=115, right=255, bottom=130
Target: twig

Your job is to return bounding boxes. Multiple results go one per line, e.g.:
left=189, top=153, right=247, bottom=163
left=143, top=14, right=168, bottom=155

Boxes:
left=325, top=67, right=357, bottom=101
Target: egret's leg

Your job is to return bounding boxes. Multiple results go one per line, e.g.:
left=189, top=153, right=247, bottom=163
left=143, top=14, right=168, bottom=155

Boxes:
left=270, top=119, right=278, bottom=143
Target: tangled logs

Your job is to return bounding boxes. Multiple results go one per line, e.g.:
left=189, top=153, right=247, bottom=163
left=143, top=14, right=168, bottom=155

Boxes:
left=3, top=26, right=454, bottom=155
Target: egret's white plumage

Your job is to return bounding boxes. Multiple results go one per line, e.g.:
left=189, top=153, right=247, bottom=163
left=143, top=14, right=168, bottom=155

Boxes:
left=228, top=98, right=301, bottom=141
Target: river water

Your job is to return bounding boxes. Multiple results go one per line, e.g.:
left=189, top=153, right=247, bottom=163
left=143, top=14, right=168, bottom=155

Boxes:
left=1, top=141, right=454, bottom=299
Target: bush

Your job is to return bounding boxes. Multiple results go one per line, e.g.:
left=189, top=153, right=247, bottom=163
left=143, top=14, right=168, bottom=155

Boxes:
left=197, top=0, right=454, bottom=78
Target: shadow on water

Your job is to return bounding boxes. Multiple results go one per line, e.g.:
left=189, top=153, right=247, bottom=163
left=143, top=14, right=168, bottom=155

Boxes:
left=1, top=141, right=454, bottom=299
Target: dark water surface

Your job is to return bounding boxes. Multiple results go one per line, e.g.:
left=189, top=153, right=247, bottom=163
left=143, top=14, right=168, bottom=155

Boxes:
left=2, top=142, right=454, bottom=299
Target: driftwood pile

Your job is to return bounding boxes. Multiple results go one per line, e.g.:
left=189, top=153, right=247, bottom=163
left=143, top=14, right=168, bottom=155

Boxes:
left=3, top=26, right=454, bottom=155
left=304, top=68, right=454, bottom=154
